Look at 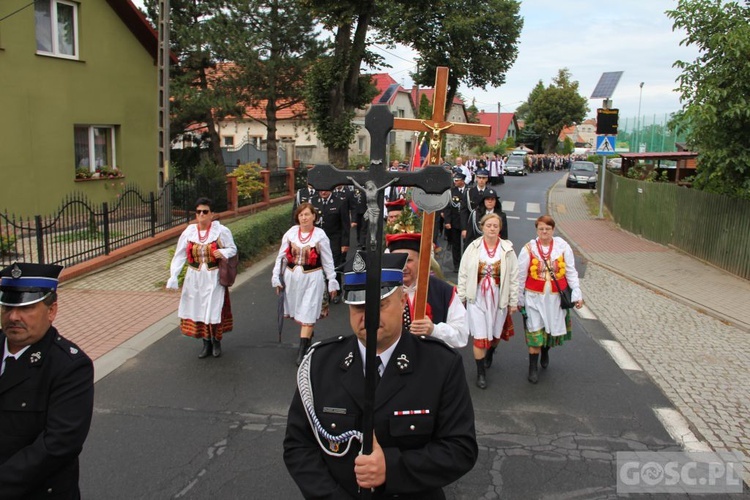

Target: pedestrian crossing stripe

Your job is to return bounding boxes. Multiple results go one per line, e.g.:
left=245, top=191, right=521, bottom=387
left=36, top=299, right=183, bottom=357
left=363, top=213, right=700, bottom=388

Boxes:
left=596, top=135, right=615, bottom=155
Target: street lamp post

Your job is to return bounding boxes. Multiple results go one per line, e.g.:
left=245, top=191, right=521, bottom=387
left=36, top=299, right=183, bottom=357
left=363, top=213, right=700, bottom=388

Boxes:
left=636, top=82, right=644, bottom=152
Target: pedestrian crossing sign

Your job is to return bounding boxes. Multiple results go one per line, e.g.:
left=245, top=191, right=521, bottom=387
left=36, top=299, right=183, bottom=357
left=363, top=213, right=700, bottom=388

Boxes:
left=596, top=135, right=615, bottom=155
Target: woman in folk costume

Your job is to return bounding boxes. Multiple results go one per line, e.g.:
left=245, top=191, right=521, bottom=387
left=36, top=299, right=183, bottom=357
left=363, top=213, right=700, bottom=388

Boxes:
left=167, top=197, right=237, bottom=359
left=457, top=212, right=518, bottom=390
left=517, top=215, right=584, bottom=384
left=272, top=202, right=339, bottom=366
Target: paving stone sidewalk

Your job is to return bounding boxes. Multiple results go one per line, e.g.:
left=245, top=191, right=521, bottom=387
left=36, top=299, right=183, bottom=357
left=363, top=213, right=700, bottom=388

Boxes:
left=549, top=178, right=750, bottom=480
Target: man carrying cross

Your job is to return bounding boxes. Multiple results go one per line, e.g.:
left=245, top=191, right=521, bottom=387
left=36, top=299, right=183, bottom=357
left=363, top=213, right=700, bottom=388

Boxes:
left=283, top=251, right=477, bottom=498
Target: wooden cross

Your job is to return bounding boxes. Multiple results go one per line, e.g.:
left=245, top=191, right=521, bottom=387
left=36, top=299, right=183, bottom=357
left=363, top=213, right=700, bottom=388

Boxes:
left=306, top=105, right=452, bottom=467
left=392, top=66, right=490, bottom=320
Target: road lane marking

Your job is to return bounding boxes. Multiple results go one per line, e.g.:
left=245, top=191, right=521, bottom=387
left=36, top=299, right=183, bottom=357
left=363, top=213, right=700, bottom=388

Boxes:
left=506, top=215, right=520, bottom=220
left=598, top=340, right=642, bottom=371
left=527, top=202, right=541, bottom=213
left=502, top=200, right=515, bottom=211
left=654, top=408, right=712, bottom=452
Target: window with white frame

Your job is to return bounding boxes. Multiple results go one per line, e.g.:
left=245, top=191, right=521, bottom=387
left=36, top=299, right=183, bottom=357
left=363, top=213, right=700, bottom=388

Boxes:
left=223, top=136, right=234, bottom=147
left=75, top=126, right=117, bottom=173
left=35, top=0, right=78, bottom=59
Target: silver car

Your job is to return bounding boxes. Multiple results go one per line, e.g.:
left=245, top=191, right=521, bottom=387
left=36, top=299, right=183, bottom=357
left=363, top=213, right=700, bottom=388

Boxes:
left=566, top=161, right=597, bottom=188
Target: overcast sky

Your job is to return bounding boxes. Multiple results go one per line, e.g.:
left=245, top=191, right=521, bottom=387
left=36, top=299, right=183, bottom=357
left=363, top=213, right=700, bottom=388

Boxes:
left=374, top=0, right=700, bottom=122
left=136, top=0, right=700, bottom=122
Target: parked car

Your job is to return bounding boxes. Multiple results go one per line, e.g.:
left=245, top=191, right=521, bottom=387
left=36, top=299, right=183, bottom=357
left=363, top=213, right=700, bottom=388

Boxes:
left=505, top=155, right=528, bottom=176
left=566, top=161, right=597, bottom=188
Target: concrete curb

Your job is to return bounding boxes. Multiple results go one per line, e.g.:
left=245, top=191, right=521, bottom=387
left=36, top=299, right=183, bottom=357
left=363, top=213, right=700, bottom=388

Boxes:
left=92, top=252, right=279, bottom=384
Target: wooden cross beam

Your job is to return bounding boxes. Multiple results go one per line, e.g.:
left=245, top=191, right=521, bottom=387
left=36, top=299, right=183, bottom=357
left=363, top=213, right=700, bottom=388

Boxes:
left=392, top=67, right=491, bottom=321
left=306, top=105, right=452, bottom=466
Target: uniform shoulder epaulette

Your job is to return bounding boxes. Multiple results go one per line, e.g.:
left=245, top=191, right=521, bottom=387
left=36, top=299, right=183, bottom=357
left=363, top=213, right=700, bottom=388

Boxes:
left=310, top=335, right=348, bottom=351
left=53, top=334, right=86, bottom=360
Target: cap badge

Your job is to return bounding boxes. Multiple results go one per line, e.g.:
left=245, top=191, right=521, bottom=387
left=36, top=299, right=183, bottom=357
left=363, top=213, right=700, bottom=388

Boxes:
left=30, top=352, right=41, bottom=363
left=70, top=347, right=78, bottom=355
left=10, top=264, right=22, bottom=279
left=396, top=354, right=410, bottom=371
left=353, top=252, right=366, bottom=273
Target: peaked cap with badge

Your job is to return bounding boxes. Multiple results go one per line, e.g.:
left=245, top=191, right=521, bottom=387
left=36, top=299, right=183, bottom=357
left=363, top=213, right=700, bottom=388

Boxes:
left=342, top=251, right=407, bottom=305
left=0, top=262, right=63, bottom=307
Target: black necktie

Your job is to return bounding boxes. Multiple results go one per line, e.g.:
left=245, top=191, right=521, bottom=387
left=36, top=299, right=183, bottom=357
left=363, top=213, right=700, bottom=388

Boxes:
left=2, top=357, right=16, bottom=377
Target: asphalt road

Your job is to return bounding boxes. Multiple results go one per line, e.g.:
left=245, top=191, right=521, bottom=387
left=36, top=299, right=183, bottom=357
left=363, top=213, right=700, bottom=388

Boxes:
left=80, top=172, right=686, bottom=499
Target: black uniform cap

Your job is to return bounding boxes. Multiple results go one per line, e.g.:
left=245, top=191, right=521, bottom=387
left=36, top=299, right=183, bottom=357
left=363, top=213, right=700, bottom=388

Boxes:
left=0, top=262, right=63, bottom=306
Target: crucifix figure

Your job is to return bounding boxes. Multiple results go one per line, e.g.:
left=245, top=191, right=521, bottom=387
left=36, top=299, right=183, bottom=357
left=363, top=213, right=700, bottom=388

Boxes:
left=306, top=105, right=453, bottom=468
left=392, top=67, right=491, bottom=321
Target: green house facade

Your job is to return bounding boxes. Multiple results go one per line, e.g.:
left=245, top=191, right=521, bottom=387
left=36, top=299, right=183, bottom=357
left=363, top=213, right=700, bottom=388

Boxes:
left=0, top=0, right=161, bottom=217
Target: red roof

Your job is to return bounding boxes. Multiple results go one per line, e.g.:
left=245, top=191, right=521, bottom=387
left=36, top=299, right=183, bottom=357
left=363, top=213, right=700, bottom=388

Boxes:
left=475, top=112, right=515, bottom=145
left=107, top=0, right=177, bottom=63
left=370, top=73, right=403, bottom=105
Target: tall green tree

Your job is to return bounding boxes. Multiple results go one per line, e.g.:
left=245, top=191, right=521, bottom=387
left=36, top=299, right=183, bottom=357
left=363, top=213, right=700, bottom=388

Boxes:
left=667, top=0, right=750, bottom=199
left=217, top=0, right=323, bottom=170
left=524, top=69, right=588, bottom=153
left=377, top=0, right=522, bottom=117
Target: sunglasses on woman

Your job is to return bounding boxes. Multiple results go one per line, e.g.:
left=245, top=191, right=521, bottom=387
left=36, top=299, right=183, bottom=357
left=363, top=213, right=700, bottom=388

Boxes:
left=195, top=209, right=211, bottom=215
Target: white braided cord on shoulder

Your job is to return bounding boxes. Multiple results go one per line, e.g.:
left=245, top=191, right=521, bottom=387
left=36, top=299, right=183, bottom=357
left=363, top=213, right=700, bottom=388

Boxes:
left=297, top=345, right=363, bottom=457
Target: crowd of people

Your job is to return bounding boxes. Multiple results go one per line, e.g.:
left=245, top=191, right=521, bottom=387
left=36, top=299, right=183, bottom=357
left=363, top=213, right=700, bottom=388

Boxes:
left=0, top=154, right=584, bottom=496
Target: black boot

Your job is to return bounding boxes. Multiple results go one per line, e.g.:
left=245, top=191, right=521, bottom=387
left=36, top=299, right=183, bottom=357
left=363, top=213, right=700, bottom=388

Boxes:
left=528, top=353, right=539, bottom=384
left=485, top=345, right=497, bottom=369
left=296, top=337, right=312, bottom=366
left=475, top=359, right=487, bottom=389
left=212, top=338, right=222, bottom=358
left=198, top=339, right=212, bottom=359
left=540, top=346, right=549, bottom=369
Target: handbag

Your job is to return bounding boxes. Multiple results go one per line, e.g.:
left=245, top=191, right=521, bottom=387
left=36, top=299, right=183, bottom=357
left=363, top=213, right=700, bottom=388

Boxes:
left=539, top=252, right=574, bottom=309
left=219, top=254, right=239, bottom=287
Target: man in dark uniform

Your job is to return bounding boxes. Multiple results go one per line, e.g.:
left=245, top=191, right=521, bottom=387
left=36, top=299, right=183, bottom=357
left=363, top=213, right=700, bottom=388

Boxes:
left=283, top=252, right=477, bottom=499
left=440, top=171, right=467, bottom=271
left=292, top=165, right=317, bottom=224
left=312, top=189, right=350, bottom=303
left=0, top=262, right=94, bottom=499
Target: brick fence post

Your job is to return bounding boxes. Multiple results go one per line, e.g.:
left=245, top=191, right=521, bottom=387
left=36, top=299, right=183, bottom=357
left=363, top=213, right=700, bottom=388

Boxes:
left=286, top=167, right=296, bottom=197
left=226, top=175, right=238, bottom=214
left=261, top=169, right=270, bottom=204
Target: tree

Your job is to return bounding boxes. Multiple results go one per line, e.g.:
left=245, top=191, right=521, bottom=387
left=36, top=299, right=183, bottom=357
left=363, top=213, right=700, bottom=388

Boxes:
left=301, top=0, right=382, bottom=167
left=524, top=69, right=588, bottom=153
left=304, top=0, right=522, bottom=166
left=218, top=0, right=323, bottom=170
left=667, top=0, right=750, bottom=199
left=377, top=0, right=523, bottom=117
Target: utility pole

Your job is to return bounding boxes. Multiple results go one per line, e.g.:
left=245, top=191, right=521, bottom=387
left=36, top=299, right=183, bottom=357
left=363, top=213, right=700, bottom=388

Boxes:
left=636, top=82, right=644, bottom=152
left=157, top=0, right=170, bottom=188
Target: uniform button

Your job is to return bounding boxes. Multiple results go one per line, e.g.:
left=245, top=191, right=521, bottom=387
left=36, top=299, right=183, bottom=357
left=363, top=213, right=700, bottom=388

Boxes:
left=48, top=488, right=53, bottom=493
left=21, top=402, right=26, bottom=407
left=331, top=423, right=337, bottom=429
left=409, top=425, right=415, bottom=431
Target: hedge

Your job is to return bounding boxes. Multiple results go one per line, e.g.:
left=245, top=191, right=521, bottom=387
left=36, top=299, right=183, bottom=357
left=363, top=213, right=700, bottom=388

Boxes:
left=226, top=203, right=292, bottom=261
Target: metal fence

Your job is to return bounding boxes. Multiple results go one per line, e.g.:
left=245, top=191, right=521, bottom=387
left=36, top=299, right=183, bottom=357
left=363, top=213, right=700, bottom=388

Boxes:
left=0, top=178, right=227, bottom=268
left=603, top=174, right=750, bottom=279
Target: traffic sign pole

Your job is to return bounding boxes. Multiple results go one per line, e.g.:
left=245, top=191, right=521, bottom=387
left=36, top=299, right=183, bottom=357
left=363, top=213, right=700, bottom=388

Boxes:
left=598, top=155, right=606, bottom=219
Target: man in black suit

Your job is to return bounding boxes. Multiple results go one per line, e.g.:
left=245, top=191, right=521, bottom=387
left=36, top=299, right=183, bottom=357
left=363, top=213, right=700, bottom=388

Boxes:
left=441, top=171, right=468, bottom=271
left=312, top=190, right=350, bottom=303
left=0, top=262, right=94, bottom=499
left=283, top=252, right=477, bottom=499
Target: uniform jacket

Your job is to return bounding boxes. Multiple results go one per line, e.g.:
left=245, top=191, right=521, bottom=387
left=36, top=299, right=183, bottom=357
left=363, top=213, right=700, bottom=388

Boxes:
left=0, top=327, right=94, bottom=499
left=312, top=194, right=350, bottom=248
left=292, top=186, right=316, bottom=223
left=441, top=186, right=466, bottom=230
left=460, top=186, right=493, bottom=230
left=283, top=332, right=477, bottom=499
